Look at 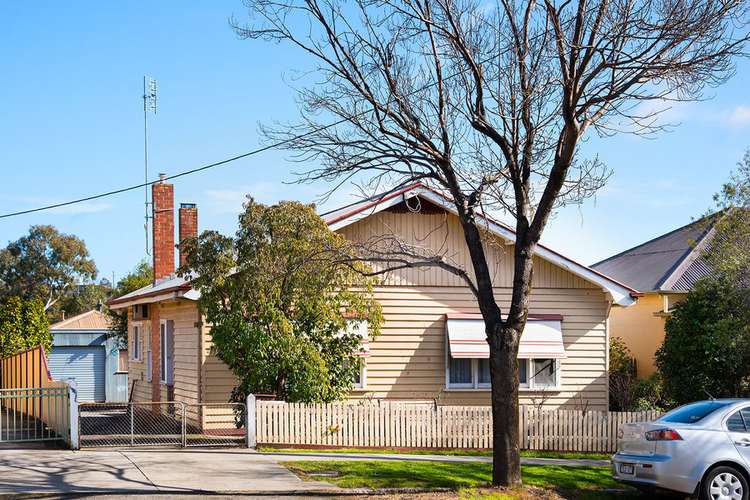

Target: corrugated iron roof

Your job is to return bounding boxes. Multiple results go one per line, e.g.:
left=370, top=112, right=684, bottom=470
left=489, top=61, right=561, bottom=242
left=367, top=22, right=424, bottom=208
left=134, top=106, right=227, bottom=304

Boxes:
left=591, top=215, right=717, bottom=292
left=50, top=309, right=112, bottom=331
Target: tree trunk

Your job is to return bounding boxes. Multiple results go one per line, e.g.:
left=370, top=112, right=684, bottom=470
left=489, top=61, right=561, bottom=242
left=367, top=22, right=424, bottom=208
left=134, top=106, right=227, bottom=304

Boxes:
left=489, top=322, right=521, bottom=487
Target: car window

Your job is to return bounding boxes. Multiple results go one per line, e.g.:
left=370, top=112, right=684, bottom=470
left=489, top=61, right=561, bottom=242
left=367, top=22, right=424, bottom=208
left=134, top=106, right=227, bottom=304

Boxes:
left=661, top=401, right=734, bottom=424
left=727, top=411, right=747, bottom=432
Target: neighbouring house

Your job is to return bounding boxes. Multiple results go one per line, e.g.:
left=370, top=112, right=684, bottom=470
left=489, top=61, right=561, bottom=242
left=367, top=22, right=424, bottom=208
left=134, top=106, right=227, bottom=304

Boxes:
left=591, top=216, right=717, bottom=378
left=48, top=309, right=128, bottom=402
left=107, top=179, right=637, bottom=430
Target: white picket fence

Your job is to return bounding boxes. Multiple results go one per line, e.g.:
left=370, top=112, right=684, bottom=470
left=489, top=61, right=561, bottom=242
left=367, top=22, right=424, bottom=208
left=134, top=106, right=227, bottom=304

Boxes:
left=256, top=401, right=662, bottom=453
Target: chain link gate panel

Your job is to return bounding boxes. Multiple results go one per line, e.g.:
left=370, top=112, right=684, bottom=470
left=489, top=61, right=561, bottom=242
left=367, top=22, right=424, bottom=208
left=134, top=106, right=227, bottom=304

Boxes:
left=79, top=401, right=247, bottom=448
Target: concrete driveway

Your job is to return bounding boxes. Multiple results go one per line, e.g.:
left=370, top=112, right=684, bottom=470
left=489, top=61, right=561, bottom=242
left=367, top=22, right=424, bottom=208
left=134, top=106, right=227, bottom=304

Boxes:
left=0, top=445, right=333, bottom=495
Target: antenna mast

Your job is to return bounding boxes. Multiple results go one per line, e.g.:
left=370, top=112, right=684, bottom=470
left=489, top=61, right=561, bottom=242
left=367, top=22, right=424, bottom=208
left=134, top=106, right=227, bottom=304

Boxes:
left=143, top=76, right=157, bottom=256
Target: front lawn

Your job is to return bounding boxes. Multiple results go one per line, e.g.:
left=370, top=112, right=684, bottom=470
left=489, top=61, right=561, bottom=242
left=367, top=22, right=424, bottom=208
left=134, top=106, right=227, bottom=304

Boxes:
left=283, top=459, right=637, bottom=498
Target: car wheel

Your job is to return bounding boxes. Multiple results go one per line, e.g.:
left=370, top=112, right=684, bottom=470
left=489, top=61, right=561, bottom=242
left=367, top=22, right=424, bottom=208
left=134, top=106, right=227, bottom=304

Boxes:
left=702, top=466, right=749, bottom=500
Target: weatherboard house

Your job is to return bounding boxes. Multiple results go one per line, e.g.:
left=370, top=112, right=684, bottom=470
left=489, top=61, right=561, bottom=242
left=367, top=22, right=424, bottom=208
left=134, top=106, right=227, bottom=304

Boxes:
left=108, top=178, right=637, bottom=429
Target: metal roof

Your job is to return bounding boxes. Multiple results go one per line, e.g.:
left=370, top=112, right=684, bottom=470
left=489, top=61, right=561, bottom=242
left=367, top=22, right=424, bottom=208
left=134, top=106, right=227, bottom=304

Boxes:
left=591, top=216, right=717, bottom=292
left=110, top=182, right=639, bottom=307
left=50, top=309, right=112, bottom=331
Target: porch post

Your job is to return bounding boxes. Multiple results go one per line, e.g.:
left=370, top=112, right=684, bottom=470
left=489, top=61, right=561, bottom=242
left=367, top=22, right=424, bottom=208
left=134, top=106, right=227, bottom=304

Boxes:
left=246, top=393, right=256, bottom=449
left=68, top=380, right=79, bottom=450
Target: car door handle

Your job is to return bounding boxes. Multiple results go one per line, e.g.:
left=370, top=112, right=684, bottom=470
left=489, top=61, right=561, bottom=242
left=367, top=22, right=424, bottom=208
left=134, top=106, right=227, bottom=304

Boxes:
left=735, top=440, right=750, bottom=447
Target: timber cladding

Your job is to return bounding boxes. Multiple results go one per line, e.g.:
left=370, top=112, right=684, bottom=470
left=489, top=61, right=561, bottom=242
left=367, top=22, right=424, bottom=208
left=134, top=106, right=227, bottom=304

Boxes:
left=126, top=205, right=612, bottom=413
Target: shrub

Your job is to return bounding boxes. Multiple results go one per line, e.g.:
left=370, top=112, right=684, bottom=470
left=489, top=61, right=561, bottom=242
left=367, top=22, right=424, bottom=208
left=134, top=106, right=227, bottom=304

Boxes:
left=656, top=276, right=750, bottom=405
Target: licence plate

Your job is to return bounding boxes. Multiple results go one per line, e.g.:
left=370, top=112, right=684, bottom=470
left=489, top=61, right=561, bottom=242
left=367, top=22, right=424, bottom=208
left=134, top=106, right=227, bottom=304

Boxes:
left=619, top=464, right=635, bottom=475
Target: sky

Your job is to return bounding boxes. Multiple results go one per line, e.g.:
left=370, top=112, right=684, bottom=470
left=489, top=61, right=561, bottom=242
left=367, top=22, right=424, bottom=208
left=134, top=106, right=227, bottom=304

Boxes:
left=1, top=1, right=749, bottom=284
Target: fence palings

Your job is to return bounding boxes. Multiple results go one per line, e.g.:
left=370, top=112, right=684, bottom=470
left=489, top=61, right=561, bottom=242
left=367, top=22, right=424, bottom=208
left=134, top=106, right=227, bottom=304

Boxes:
left=255, top=401, right=663, bottom=453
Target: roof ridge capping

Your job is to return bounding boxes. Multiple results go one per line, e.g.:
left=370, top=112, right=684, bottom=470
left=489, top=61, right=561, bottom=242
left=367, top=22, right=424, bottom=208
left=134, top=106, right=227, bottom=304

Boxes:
left=325, top=182, right=639, bottom=306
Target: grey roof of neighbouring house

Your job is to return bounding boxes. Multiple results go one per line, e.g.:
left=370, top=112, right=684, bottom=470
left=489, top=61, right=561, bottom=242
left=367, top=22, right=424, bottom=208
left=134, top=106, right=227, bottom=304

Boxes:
left=591, top=215, right=718, bottom=293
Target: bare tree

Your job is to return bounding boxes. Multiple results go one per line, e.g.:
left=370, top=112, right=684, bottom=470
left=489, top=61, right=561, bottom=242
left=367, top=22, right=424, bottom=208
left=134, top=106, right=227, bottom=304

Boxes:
left=235, top=0, right=749, bottom=486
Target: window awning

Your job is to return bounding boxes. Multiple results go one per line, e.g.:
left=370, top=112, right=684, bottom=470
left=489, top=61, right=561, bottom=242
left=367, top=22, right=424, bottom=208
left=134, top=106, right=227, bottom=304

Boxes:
left=445, top=314, right=566, bottom=359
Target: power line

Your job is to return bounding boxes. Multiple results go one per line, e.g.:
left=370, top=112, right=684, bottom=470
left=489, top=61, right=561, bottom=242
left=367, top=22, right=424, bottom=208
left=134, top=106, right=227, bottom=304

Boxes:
left=0, top=27, right=555, bottom=220
left=0, top=117, right=350, bottom=219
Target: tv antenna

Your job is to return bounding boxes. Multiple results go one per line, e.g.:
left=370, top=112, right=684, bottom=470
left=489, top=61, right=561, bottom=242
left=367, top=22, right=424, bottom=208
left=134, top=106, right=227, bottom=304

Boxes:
left=143, top=76, right=157, bottom=255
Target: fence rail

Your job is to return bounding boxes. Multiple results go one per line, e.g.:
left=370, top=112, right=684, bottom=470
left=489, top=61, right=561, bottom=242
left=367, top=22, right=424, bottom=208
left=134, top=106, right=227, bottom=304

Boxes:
left=0, top=387, right=70, bottom=443
left=256, top=401, right=663, bottom=453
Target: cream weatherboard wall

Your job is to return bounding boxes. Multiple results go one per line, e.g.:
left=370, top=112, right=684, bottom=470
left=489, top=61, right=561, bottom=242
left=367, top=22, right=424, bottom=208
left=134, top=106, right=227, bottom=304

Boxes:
left=338, top=207, right=611, bottom=410
left=128, top=204, right=615, bottom=413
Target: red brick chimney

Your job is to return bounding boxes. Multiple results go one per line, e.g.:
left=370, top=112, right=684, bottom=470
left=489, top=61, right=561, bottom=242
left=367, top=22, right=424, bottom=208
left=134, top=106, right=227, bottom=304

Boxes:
left=152, top=174, right=175, bottom=282
left=178, top=203, right=198, bottom=268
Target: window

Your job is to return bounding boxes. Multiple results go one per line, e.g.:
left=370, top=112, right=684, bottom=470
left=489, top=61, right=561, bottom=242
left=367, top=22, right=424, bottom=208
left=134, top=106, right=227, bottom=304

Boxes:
left=520, top=358, right=560, bottom=390
left=478, top=359, right=491, bottom=385
left=446, top=357, right=491, bottom=389
left=118, top=349, right=129, bottom=372
left=446, top=356, right=560, bottom=390
left=146, top=350, right=152, bottom=382
left=160, top=320, right=174, bottom=385
left=345, top=359, right=366, bottom=390
left=727, top=411, right=747, bottom=433
left=131, top=325, right=141, bottom=361
left=530, top=359, right=558, bottom=388
left=660, top=401, right=733, bottom=424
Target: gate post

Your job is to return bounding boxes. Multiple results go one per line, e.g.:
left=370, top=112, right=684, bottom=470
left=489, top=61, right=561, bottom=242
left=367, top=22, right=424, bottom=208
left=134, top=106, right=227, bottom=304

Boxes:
left=246, top=394, right=256, bottom=449
left=68, top=381, right=80, bottom=450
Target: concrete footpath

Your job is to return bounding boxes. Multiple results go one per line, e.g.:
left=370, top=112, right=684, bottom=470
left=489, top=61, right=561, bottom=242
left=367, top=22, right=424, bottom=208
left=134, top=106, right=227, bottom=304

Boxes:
left=0, top=446, right=608, bottom=495
left=0, top=447, right=332, bottom=495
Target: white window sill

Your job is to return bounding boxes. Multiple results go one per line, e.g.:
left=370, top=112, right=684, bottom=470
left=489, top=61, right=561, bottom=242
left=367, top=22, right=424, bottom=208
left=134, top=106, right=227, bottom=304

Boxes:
left=444, top=387, right=563, bottom=393
left=444, top=387, right=491, bottom=392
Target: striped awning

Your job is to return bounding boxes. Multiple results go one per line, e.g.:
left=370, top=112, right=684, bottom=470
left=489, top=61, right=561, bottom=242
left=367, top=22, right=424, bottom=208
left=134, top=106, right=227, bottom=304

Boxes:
left=446, top=314, right=566, bottom=359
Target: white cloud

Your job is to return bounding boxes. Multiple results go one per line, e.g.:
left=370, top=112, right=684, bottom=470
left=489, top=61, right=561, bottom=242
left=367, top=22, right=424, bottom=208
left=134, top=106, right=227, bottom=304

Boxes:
left=725, top=105, right=750, bottom=128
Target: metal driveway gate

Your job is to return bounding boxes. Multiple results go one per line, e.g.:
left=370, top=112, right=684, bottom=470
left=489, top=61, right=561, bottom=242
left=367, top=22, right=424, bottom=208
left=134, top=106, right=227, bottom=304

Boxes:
left=0, top=387, right=70, bottom=444
left=78, top=401, right=246, bottom=448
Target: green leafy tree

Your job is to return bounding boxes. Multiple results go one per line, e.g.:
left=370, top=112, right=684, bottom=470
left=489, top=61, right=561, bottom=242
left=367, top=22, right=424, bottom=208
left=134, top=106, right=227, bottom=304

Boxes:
left=182, top=199, right=382, bottom=403
left=656, top=277, right=750, bottom=404
left=706, top=149, right=750, bottom=284
left=48, top=281, right=112, bottom=323
left=0, top=225, right=97, bottom=311
left=0, top=296, right=52, bottom=358
left=106, top=261, right=153, bottom=345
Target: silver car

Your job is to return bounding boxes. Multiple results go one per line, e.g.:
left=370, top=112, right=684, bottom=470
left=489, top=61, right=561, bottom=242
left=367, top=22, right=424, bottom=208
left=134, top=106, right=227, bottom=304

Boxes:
left=613, top=400, right=750, bottom=499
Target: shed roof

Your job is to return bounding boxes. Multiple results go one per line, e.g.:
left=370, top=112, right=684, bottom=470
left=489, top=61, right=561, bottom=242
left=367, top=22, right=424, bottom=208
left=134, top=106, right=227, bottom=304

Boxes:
left=591, top=215, right=717, bottom=293
left=50, top=309, right=112, bottom=331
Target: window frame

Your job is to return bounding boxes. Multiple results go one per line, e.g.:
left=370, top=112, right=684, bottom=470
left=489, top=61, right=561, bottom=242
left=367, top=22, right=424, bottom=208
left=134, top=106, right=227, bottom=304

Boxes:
left=521, top=358, right=561, bottom=391
left=445, top=352, right=561, bottom=391
left=131, top=324, right=142, bottom=361
left=445, top=355, right=492, bottom=390
left=353, top=362, right=367, bottom=390
left=159, top=319, right=175, bottom=385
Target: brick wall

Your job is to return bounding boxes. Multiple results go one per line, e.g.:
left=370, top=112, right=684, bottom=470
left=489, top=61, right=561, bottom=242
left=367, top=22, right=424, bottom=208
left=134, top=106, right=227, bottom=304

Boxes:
left=152, top=179, right=175, bottom=281
left=178, top=203, right=198, bottom=268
